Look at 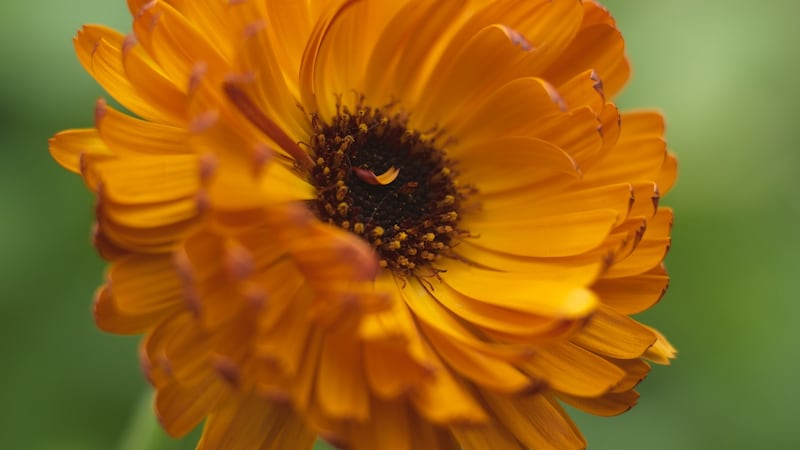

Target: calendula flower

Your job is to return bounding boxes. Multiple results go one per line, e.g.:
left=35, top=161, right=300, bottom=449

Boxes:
left=50, top=0, right=677, bottom=448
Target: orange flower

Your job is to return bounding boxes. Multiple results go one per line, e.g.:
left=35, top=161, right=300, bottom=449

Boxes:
left=50, top=1, right=677, bottom=449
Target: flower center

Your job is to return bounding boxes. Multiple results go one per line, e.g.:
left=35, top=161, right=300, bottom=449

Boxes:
left=308, top=99, right=467, bottom=275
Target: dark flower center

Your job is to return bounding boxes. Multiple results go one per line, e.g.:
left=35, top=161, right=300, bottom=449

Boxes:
left=308, top=99, right=468, bottom=275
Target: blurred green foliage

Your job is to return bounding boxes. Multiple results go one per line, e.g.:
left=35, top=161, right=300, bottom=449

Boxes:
left=1, top=1, right=797, bottom=449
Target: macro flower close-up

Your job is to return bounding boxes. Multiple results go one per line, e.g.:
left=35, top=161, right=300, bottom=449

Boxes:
left=48, top=0, right=678, bottom=448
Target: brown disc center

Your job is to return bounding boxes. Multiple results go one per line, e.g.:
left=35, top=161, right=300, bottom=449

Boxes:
left=308, top=100, right=468, bottom=275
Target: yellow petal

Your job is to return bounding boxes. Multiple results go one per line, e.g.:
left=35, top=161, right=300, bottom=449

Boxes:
left=442, top=264, right=598, bottom=319
left=428, top=279, right=585, bottom=344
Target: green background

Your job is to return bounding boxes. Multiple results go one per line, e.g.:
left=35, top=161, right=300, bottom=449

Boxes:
left=1, top=0, right=797, bottom=449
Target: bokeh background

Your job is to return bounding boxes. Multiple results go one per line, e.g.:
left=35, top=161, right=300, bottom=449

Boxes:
left=1, top=0, right=798, bottom=449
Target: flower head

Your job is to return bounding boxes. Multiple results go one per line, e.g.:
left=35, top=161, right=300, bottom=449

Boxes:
left=51, top=1, right=677, bottom=448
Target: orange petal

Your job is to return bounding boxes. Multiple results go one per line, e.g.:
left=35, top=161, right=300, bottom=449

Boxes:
left=440, top=261, right=599, bottom=318
left=604, top=209, right=672, bottom=278
left=543, top=16, right=629, bottom=98
left=401, top=278, right=535, bottom=361
left=93, top=284, right=174, bottom=334
left=410, top=338, right=489, bottom=425
left=593, top=265, right=670, bottom=314
left=445, top=77, right=565, bottom=145
left=364, top=0, right=468, bottom=112
left=523, top=342, right=625, bottom=397
left=120, top=35, right=187, bottom=124
left=443, top=0, right=582, bottom=78
left=610, top=358, right=651, bottom=393
left=429, top=278, right=586, bottom=344
left=452, top=136, right=579, bottom=196
left=559, top=390, right=640, bottom=417
left=197, top=395, right=315, bottom=450
left=316, top=332, right=370, bottom=421
left=132, top=1, right=227, bottom=90
left=451, top=422, right=521, bottom=450
left=643, top=325, right=678, bottom=364
left=109, top=253, right=184, bottom=317
left=463, top=208, right=619, bottom=258
left=621, top=110, right=666, bottom=138
left=48, top=128, right=108, bottom=174
left=483, top=392, right=586, bottom=450
left=228, top=13, right=309, bottom=139
left=421, top=322, right=533, bottom=393
left=526, top=106, right=605, bottom=169
left=414, top=24, right=537, bottom=127
left=330, top=400, right=461, bottom=450
left=309, top=0, right=405, bottom=118
left=478, top=183, right=635, bottom=227
left=97, top=154, right=201, bottom=204
left=74, top=25, right=183, bottom=124
left=570, top=304, right=657, bottom=359
left=155, top=373, right=230, bottom=437
left=94, top=100, right=190, bottom=156
left=143, top=312, right=212, bottom=384
left=557, top=69, right=606, bottom=112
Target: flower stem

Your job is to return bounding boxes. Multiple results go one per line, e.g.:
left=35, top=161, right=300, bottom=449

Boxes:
left=117, top=388, right=179, bottom=450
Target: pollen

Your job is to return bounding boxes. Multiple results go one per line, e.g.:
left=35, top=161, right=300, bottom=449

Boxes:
left=308, top=97, right=471, bottom=276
